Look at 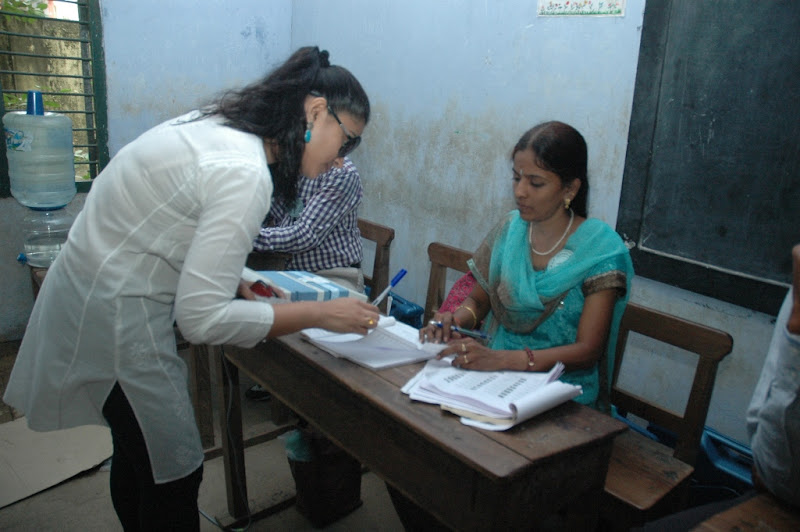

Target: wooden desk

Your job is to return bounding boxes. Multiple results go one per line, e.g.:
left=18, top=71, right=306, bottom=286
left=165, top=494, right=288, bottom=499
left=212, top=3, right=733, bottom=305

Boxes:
left=221, top=335, right=627, bottom=530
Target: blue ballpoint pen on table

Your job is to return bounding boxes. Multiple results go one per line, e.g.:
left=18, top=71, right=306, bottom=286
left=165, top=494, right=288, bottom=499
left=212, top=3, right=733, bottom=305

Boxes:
left=428, top=320, right=492, bottom=341
left=371, top=268, right=407, bottom=307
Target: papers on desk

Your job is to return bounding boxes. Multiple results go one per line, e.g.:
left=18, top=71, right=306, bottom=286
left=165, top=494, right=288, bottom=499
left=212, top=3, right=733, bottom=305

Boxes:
left=302, top=316, right=446, bottom=369
left=402, top=358, right=582, bottom=431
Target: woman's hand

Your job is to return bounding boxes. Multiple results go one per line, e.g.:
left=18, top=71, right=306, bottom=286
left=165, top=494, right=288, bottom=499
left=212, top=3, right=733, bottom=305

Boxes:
left=269, top=298, right=380, bottom=338
left=237, top=279, right=257, bottom=300
left=436, top=338, right=518, bottom=371
left=316, top=298, right=381, bottom=335
left=419, top=311, right=462, bottom=343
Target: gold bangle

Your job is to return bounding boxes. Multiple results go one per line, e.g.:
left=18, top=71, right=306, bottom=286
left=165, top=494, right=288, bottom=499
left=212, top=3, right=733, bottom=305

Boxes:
left=456, top=305, right=478, bottom=328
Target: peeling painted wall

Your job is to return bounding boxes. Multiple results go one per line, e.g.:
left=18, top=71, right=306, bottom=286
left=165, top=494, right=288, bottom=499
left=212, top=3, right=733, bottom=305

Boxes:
left=292, top=0, right=646, bottom=341
left=99, top=0, right=293, bottom=155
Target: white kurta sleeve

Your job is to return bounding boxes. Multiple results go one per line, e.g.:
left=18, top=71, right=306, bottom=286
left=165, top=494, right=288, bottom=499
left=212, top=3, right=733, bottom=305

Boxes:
left=174, top=154, right=276, bottom=347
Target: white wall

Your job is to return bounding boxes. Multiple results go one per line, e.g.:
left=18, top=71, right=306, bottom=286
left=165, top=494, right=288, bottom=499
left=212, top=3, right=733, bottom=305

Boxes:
left=0, top=0, right=779, bottom=445
left=100, top=0, right=293, bottom=154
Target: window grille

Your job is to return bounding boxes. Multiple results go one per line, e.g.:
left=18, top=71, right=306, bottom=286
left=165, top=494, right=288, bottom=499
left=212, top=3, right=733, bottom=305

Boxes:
left=0, top=0, right=108, bottom=196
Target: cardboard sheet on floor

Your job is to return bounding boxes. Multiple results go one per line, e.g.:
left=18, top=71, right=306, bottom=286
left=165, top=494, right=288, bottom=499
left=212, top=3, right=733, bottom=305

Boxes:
left=0, top=417, right=112, bottom=508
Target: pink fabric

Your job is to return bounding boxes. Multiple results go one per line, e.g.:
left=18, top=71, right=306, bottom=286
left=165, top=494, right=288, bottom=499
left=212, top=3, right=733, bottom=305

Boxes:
left=438, top=272, right=477, bottom=314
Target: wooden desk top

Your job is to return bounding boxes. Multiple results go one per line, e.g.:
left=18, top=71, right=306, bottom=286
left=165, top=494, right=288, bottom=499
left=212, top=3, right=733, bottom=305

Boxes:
left=224, top=333, right=627, bottom=530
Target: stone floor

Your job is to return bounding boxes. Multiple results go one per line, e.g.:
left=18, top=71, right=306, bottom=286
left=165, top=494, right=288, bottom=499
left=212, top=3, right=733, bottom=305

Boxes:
left=0, top=340, right=405, bottom=531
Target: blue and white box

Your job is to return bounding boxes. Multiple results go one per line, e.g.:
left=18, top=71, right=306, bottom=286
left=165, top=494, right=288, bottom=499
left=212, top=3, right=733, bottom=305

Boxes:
left=244, top=269, right=367, bottom=302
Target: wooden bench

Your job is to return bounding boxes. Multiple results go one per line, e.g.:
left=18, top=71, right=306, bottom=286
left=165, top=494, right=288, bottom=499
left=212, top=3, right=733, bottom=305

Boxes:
left=692, top=492, right=800, bottom=531
left=601, top=303, right=734, bottom=530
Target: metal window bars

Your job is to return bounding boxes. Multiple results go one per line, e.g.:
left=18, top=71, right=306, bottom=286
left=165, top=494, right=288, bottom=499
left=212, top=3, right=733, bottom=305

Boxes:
left=0, top=0, right=108, bottom=195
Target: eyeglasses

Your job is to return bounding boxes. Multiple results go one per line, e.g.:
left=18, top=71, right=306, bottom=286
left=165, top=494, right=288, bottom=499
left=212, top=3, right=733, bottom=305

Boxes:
left=327, top=105, right=361, bottom=158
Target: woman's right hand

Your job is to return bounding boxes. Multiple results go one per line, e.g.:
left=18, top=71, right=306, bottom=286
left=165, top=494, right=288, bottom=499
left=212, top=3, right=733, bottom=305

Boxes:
left=419, top=311, right=462, bottom=343
left=317, top=298, right=381, bottom=335
left=268, top=298, right=380, bottom=339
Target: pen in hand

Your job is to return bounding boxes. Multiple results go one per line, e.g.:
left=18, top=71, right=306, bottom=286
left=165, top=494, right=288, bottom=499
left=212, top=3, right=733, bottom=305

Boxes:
left=428, top=320, right=492, bottom=341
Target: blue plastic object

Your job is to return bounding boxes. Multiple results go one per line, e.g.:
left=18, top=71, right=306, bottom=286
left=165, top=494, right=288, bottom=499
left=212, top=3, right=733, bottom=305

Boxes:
left=364, top=287, right=424, bottom=329
left=387, top=292, right=424, bottom=329
left=698, top=428, right=753, bottom=486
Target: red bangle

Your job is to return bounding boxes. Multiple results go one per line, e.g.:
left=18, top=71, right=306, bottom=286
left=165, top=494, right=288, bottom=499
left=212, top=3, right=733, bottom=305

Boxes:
left=524, top=347, right=535, bottom=370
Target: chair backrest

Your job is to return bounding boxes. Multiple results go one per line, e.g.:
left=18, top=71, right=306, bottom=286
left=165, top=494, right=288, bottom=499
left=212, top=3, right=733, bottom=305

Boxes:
left=423, top=242, right=472, bottom=324
left=358, top=218, right=395, bottom=311
left=611, top=302, right=734, bottom=466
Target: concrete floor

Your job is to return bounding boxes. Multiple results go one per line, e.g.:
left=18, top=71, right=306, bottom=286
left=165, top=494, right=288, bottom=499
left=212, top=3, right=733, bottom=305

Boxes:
left=0, top=340, right=405, bottom=531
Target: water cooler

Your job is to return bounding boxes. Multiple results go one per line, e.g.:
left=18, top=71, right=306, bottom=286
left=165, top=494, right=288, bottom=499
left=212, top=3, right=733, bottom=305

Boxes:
left=4, top=90, right=76, bottom=268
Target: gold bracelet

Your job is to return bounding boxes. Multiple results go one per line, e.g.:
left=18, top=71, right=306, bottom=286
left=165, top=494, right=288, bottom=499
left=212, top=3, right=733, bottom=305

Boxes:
left=456, top=305, right=478, bottom=328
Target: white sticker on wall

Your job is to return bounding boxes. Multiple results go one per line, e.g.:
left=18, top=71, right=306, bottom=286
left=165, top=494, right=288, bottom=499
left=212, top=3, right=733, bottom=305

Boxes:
left=538, top=0, right=625, bottom=17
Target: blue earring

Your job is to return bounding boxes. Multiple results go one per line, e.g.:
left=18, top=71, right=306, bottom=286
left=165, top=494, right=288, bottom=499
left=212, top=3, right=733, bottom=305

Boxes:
left=304, top=126, right=312, bottom=143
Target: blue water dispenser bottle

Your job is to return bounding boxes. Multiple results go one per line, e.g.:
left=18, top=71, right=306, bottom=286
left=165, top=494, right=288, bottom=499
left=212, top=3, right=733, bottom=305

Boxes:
left=4, top=90, right=76, bottom=267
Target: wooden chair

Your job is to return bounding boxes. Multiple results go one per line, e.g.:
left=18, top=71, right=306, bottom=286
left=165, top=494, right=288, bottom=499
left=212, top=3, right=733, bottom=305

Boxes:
left=357, top=218, right=395, bottom=312
left=423, top=242, right=472, bottom=324
left=601, top=302, right=734, bottom=530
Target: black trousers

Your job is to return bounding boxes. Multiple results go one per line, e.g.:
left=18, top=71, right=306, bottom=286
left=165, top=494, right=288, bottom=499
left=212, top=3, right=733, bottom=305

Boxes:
left=102, top=383, right=203, bottom=531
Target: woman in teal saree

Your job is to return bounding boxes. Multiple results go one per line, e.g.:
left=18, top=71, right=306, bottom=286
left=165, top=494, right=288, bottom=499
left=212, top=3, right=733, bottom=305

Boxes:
left=422, top=121, right=633, bottom=410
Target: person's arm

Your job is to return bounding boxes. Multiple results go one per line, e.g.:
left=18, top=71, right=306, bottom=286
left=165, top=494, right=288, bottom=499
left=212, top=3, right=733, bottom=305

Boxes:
left=252, top=160, right=361, bottom=253
left=237, top=280, right=379, bottom=338
left=747, top=243, right=800, bottom=507
left=788, top=244, right=800, bottom=334
left=434, top=288, right=617, bottom=372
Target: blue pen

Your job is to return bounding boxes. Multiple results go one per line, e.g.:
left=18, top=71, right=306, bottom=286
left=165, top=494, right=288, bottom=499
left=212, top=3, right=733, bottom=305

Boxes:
left=428, top=320, right=492, bottom=341
left=371, top=268, right=407, bottom=306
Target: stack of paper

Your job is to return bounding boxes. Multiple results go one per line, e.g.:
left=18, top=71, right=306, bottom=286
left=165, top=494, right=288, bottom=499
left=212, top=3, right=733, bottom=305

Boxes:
left=302, top=316, right=446, bottom=369
left=402, top=359, right=582, bottom=431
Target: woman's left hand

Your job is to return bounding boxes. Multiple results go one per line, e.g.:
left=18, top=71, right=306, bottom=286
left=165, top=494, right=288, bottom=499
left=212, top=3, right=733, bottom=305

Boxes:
left=437, top=338, right=501, bottom=371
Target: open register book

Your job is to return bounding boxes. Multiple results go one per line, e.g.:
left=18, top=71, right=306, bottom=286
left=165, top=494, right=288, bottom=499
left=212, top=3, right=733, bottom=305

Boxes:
left=301, top=316, right=447, bottom=370
left=401, top=358, right=582, bottom=431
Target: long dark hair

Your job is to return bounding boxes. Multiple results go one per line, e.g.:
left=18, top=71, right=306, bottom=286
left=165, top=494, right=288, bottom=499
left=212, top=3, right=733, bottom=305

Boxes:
left=512, top=121, right=589, bottom=217
left=204, top=46, right=370, bottom=206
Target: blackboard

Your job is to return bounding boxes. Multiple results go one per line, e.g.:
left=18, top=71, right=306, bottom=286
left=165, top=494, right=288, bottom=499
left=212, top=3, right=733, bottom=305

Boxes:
left=617, top=0, right=800, bottom=315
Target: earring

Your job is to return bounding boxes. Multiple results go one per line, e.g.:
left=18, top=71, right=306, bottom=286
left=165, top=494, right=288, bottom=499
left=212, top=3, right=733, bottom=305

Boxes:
left=564, top=197, right=572, bottom=210
left=304, top=125, right=312, bottom=143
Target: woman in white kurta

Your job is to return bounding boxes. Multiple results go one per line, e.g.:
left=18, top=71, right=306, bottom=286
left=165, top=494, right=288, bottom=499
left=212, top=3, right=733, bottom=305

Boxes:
left=3, top=46, right=377, bottom=531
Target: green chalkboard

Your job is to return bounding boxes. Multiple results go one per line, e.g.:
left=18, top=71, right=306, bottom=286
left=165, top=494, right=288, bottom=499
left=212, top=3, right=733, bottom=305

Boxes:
left=617, top=0, right=800, bottom=315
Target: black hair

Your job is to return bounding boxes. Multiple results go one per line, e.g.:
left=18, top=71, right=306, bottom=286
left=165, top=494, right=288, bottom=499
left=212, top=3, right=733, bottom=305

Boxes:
left=203, top=46, right=370, bottom=206
left=512, top=121, right=589, bottom=217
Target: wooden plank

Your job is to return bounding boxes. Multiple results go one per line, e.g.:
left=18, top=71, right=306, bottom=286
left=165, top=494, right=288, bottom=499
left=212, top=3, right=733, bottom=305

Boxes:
left=604, top=430, right=693, bottom=511
left=692, top=493, right=800, bottom=531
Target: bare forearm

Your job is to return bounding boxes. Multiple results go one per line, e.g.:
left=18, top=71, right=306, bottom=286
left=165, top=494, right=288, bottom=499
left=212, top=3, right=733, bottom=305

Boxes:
left=267, top=298, right=380, bottom=339
left=268, top=302, right=324, bottom=338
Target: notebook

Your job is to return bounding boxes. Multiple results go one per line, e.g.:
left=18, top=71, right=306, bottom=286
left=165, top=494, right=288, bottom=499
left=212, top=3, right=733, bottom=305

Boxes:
left=301, top=316, right=446, bottom=369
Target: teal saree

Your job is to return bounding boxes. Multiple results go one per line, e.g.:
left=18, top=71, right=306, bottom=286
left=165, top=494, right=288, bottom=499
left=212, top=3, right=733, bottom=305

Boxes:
left=469, top=211, right=634, bottom=409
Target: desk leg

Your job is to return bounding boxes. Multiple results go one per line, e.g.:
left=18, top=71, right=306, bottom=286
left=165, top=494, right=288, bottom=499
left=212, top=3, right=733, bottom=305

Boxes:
left=188, top=344, right=215, bottom=449
left=215, top=346, right=249, bottom=519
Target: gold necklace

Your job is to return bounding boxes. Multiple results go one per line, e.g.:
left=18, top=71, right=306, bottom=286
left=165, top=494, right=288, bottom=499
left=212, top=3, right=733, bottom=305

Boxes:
left=528, top=209, right=574, bottom=256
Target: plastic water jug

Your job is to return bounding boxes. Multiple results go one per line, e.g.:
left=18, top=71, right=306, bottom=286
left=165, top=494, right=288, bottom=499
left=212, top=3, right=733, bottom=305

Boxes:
left=19, top=208, right=74, bottom=268
left=3, top=90, right=77, bottom=209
